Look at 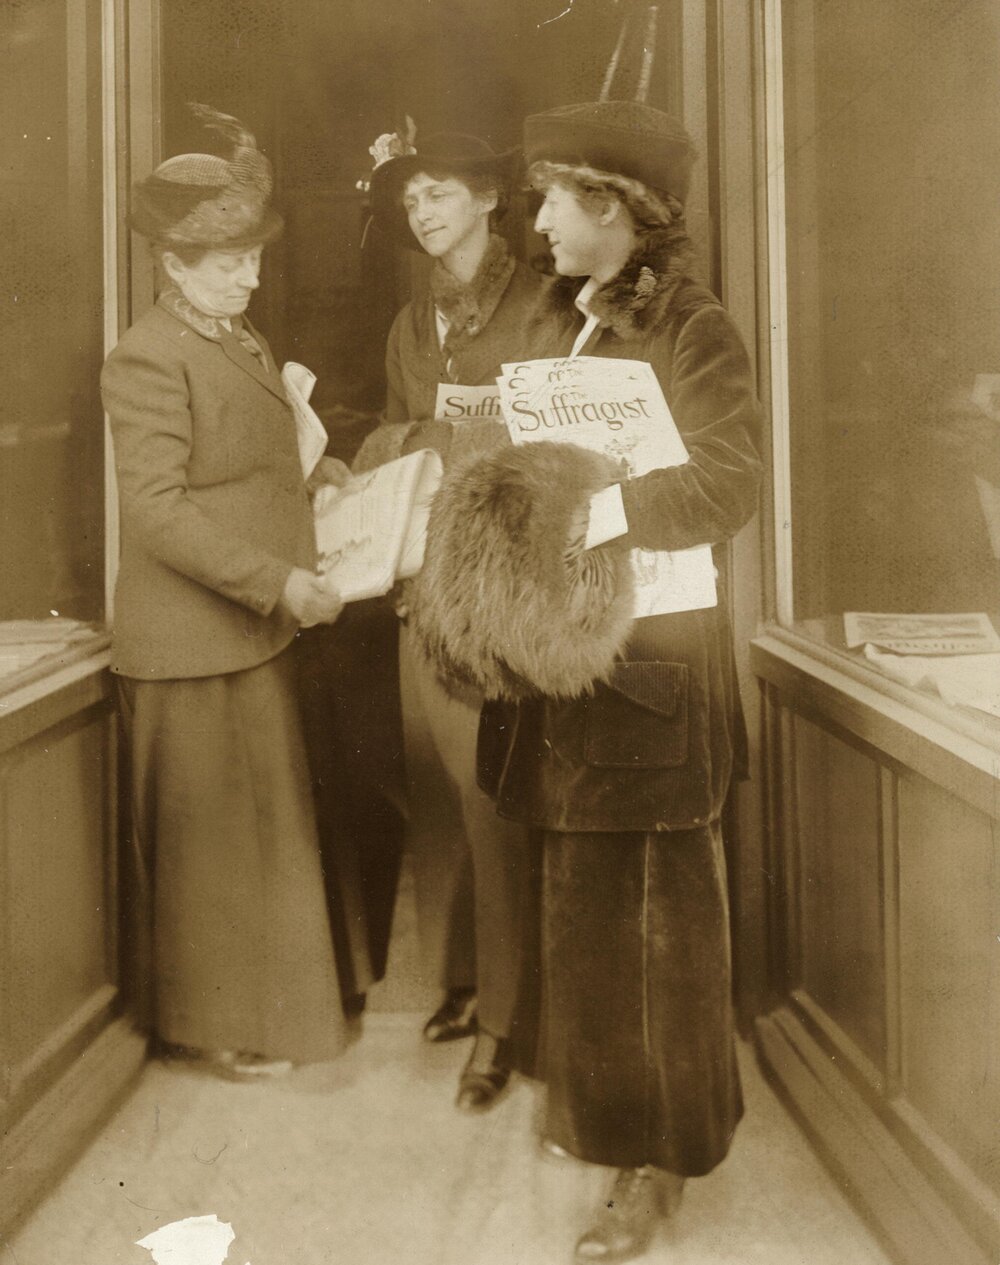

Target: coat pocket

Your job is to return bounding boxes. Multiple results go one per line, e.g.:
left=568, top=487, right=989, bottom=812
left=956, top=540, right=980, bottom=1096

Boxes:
left=583, top=661, right=689, bottom=769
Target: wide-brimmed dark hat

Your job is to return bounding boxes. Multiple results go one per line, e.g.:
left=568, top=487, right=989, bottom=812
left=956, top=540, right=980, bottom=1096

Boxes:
left=524, top=100, right=695, bottom=205
left=129, top=103, right=282, bottom=250
left=369, top=132, right=519, bottom=250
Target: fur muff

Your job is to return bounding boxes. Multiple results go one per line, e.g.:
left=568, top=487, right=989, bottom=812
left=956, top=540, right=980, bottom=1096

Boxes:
left=408, top=441, right=635, bottom=700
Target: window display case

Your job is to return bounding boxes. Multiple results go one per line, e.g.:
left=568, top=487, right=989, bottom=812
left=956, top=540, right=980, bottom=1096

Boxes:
left=0, top=0, right=110, bottom=688
left=771, top=0, right=1000, bottom=733
left=0, top=0, right=148, bottom=1234
left=752, top=5, right=1000, bottom=1264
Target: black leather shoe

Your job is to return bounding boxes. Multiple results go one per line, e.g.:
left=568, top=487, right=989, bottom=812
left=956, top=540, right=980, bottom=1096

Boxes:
left=455, top=1032, right=510, bottom=1113
left=574, top=1167, right=684, bottom=1263
left=423, top=987, right=477, bottom=1043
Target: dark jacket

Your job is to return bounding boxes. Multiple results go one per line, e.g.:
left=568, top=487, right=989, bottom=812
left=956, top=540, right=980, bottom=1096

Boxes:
left=477, top=228, right=762, bottom=833
left=354, top=251, right=542, bottom=472
left=102, top=297, right=315, bottom=679
left=386, top=256, right=542, bottom=426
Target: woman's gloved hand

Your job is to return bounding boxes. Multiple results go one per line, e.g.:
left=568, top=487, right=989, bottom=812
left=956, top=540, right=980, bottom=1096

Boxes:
left=278, top=567, right=344, bottom=627
left=401, top=418, right=454, bottom=461
left=306, top=456, right=353, bottom=497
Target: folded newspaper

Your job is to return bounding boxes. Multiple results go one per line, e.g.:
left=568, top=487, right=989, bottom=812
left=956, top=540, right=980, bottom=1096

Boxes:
left=496, top=357, right=718, bottom=618
left=281, top=361, right=329, bottom=480
left=311, top=448, right=444, bottom=603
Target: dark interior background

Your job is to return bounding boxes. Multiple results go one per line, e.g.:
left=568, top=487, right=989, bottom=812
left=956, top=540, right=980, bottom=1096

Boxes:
left=160, top=0, right=684, bottom=451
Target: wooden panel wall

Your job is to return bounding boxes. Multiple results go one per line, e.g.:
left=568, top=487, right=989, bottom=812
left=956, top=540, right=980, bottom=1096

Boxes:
left=754, top=643, right=1000, bottom=1265
left=897, top=776, right=1000, bottom=1227
left=0, top=662, right=145, bottom=1234
left=792, top=719, right=886, bottom=1074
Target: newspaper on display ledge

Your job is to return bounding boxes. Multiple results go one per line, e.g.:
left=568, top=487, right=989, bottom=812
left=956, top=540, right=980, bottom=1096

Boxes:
left=496, top=357, right=718, bottom=618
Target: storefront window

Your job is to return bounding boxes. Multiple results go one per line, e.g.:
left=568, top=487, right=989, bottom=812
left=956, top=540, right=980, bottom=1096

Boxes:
left=776, top=0, right=1000, bottom=720
left=0, top=1, right=107, bottom=679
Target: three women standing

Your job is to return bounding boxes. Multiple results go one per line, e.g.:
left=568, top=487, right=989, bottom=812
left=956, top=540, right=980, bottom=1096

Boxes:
left=103, top=107, right=347, bottom=1075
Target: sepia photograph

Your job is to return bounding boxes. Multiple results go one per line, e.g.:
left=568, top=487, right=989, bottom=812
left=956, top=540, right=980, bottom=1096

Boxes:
left=0, top=1, right=997, bottom=1262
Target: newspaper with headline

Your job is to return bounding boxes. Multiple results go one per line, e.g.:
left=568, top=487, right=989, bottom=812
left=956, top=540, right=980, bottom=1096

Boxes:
left=496, top=356, right=718, bottom=618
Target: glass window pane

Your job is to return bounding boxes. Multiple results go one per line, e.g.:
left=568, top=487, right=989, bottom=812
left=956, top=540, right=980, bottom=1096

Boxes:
left=0, top=1, right=105, bottom=643
left=781, top=2, right=1000, bottom=658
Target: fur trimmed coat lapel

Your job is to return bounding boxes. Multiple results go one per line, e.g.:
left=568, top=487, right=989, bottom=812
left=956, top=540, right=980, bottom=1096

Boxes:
left=535, top=225, right=696, bottom=344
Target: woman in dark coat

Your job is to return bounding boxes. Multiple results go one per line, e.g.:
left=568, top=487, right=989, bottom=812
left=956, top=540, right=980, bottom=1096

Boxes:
left=353, top=131, right=542, bottom=1109
left=409, top=101, right=761, bottom=1262
left=102, top=107, right=347, bottom=1075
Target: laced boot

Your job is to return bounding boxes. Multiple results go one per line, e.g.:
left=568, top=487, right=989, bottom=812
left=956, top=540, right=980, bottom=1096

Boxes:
left=573, top=1166, right=684, bottom=1264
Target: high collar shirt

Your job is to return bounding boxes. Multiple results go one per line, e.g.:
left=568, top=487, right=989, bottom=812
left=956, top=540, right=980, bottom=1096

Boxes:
left=570, top=277, right=602, bottom=357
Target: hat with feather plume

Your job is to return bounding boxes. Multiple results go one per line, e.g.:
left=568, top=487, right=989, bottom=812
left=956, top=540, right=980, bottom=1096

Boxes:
left=129, top=103, right=282, bottom=249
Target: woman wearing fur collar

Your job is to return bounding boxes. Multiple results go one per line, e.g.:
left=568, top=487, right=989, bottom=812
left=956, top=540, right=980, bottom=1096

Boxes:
left=408, top=102, right=761, bottom=1263
left=355, top=131, right=542, bottom=1110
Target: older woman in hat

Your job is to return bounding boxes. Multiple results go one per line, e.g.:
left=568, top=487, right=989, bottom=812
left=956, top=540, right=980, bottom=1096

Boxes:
left=353, top=129, right=542, bottom=1110
left=102, top=105, right=348, bottom=1076
left=409, top=101, right=761, bottom=1261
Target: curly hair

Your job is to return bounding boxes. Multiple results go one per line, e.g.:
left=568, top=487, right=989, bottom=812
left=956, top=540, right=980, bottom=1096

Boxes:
left=527, top=159, right=684, bottom=234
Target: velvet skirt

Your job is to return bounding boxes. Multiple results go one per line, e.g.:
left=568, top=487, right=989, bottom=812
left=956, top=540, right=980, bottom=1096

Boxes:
left=118, top=649, right=347, bottom=1065
left=540, top=821, right=742, bottom=1175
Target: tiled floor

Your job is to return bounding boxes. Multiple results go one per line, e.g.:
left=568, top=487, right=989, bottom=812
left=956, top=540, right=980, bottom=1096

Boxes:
left=3, top=861, right=894, bottom=1265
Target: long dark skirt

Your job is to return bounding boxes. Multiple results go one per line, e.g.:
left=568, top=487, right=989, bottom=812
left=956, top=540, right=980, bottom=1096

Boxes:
left=295, top=605, right=406, bottom=1000
left=118, top=650, right=347, bottom=1064
left=540, top=821, right=742, bottom=1176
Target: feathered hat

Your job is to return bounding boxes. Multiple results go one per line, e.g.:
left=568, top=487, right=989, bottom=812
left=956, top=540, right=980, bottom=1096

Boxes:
left=129, top=103, right=282, bottom=249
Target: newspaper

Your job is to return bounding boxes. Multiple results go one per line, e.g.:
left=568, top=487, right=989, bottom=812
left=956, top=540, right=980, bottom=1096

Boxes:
left=281, top=361, right=329, bottom=480
left=496, top=356, right=717, bottom=617
left=843, top=611, right=1000, bottom=656
left=864, top=646, right=1000, bottom=720
left=311, top=448, right=443, bottom=602
left=433, top=382, right=504, bottom=422
left=431, top=379, right=628, bottom=549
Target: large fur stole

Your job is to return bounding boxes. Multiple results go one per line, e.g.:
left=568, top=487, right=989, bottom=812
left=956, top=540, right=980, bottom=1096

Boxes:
left=408, top=441, right=634, bottom=700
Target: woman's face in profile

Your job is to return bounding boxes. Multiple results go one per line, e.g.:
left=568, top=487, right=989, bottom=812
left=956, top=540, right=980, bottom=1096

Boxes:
left=402, top=172, right=495, bottom=258
left=533, top=182, right=604, bottom=278
left=165, top=245, right=263, bottom=319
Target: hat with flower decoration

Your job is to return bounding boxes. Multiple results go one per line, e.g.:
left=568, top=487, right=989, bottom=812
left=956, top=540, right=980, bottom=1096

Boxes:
left=129, top=103, right=282, bottom=249
left=367, top=123, right=520, bottom=250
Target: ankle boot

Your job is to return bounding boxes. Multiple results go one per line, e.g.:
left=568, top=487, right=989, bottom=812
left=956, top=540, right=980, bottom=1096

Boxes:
left=455, top=1030, right=510, bottom=1112
left=423, top=987, right=477, bottom=1042
left=573, top=1166, right=684, bottom=1263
